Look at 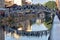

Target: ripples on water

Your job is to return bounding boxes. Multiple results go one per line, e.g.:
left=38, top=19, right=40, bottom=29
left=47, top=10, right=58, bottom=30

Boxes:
left=5, top=33, right=49, bottom=40
left=5, top=23, right=49, bottom=40
left=51, top=15, right=60, bottom=40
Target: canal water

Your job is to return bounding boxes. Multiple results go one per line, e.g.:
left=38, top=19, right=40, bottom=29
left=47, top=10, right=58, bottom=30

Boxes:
left=5, top=34, right=49, bottom=40
left=5, top=24, right=49, bottom=40
left=51, top=15, right=60, bottom=40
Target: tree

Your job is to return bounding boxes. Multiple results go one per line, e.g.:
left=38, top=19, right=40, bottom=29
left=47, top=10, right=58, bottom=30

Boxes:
left=44, top=1, right=57, bottom=9
left=44, top=12, right=53, bottom=30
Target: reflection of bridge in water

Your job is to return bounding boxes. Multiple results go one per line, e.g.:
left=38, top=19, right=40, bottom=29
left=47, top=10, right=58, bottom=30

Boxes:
left=5, top=27, right=50, bottom=37
left=0, top=5, right=57, bottom=40
left=17, top=30, right=50, bottom=36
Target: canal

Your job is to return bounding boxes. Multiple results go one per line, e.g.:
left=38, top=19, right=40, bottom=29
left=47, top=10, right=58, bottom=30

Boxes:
left=5, top=23, right=50, bottom=40
left=51, top=15, right=60, bottom=40
left=5, top=17, right=52, bottom=40
left=5, top=15, right=60, bottom=40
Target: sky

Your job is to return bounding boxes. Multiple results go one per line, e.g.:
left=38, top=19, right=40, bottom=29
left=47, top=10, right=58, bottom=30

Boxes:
left=32, top=0, right=56, bottom=4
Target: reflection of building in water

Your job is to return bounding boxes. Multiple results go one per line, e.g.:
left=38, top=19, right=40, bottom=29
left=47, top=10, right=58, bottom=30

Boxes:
left=13, top=32, right=20, bottom=40
left=0, top=27, right=4, bottom=40
left=38, top=12, right=45, bottom=23
left=56, top=0, right=60, bottom=10
left=16, top=11, right=45, bottom=31
left=14, top=0, right=22, bottom=6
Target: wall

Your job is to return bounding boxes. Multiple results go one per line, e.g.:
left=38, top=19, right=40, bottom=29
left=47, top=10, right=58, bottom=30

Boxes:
left=14, top=0, right=22, bottom=6
left=0, top=0, right=5, bottom=8
left=56, top=0, right=60, bottom=10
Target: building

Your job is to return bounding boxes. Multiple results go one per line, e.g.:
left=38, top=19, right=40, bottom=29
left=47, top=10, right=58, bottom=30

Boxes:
left=5, top=0, right=14, bottom=7
left=0, top=0, right=5, bottom=8
left=5, top=0, right=32, bottom=7
left=14, top=0, right=32, bottom=5
left=14, top=0, right=22, bottom=6
left=22, top=0, right=32, bottom=5
left=56, top=0, right=60, bottom=10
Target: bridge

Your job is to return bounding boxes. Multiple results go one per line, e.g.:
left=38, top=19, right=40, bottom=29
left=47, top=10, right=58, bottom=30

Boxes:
left=5, top=5, right=56, bottom=18
left=3, top=5, right=56, bottom=32
left=0, top=4, right=57, bottom=40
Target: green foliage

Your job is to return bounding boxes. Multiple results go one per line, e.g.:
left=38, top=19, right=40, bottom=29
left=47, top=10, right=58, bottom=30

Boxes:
left=44, top=12, right=53, bottom=30
left=44, top=20, right=52, bottom=30
left=44, top=1, right=57, bottom=9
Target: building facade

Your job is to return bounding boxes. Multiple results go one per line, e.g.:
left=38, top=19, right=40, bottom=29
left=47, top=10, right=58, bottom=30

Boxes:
left=14, top=0, right=22, bottom=6
left=22, top=0, right=32, bottom=5
left=0, top=0, right=5, bottom=8
left=5, top=0, right=32, bottom=7
left=56, top=0, right=60, bottom=10
left=5, top=0, right=14, bottom=7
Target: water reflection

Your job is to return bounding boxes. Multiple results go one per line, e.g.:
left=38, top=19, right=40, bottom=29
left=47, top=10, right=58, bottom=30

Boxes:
left=5, top=19, right=50, bottom=40
left=5, top=32, right=49, bottom=40
left=5, top=24, right=49, bottom=40
left=31, top=23, right=48, bottom=31
left=51, top=15, right=60, bottom=40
